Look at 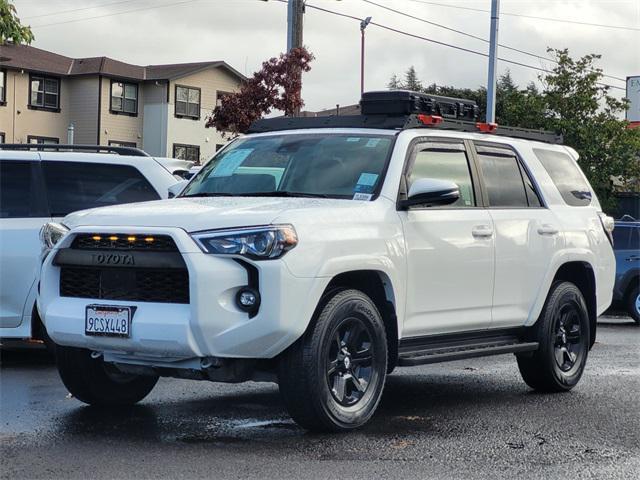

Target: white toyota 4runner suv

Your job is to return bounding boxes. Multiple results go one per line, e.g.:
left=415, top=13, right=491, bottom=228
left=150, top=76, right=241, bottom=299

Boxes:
left=38, top=91, right=615, bottom=432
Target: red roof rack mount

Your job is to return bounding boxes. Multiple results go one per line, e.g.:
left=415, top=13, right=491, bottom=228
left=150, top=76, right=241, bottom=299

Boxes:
left=417, top=114, right=443, bottom=126
left=476, top=122, right=498, bottom=133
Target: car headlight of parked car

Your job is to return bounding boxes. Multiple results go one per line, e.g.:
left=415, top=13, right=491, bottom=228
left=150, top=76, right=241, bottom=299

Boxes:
left=191, top=225, right=298, bottom=260
left=40, top=222, right=70, bottom=251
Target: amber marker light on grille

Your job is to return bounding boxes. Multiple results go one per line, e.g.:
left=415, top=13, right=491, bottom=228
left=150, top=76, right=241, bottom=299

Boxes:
left=92, top=235, right=102, bottom=241
left=144, top=237, right=155, bottom=243
left=108, top=235, right=118, bottom=241
left=127, top=236, right=136, bottom=242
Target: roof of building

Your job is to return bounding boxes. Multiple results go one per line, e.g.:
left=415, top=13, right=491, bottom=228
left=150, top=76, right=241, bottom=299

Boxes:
left=0, top=44, right=246, bottom=82
left=299, top=103, right=361, bottom=117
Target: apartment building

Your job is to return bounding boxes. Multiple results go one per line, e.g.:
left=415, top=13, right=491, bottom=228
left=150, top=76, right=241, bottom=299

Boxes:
left=0, top=44, right=245, bottom=162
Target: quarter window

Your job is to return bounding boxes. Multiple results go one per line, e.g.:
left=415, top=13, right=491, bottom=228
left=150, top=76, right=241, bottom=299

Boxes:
left=409, top=143, right=475, bottom=207
left=110, top=81, right=138, bottom=114
left=30, top=75, right=60, bottom=109
left=175, top=86, right=201, bottom=118
left=534, top=148, right=592, bottom=206
left=173, top=143, right=200, bottom=162
left=476, top=146, right=532, bottom=208
left=41, top=162, right=160, bottom=216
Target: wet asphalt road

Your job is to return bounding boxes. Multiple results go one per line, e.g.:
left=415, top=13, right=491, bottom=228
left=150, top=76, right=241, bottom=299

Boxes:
left=1, top=317, right=638, bottom=480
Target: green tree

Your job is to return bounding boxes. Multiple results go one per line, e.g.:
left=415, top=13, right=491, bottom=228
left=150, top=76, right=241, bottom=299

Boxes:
left=403, top=66, right=422, bottom=91
left=541, top=49, right=640, bottom=209
left=388, top=52, right=640, bottom=210
left=0, top=0, right=34, bottom=45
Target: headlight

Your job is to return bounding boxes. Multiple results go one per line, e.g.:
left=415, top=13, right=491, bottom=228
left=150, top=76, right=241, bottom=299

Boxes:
left=40, top=222, right=69, bottom=250
left=191, top=225, right=298, bottom=260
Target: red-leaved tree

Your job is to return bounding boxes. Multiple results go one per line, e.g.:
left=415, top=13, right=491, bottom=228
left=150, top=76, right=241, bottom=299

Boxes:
left=206, top=47, right=314, bottom=136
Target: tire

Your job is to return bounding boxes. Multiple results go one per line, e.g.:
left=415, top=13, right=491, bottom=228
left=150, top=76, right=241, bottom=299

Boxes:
left=625, top=284, right=640, bottom=325
left=517, top=281, right=590, bottom=392
left=278, top=289, right=388, bottom=432
left=56, top=345, right=158, bottom=406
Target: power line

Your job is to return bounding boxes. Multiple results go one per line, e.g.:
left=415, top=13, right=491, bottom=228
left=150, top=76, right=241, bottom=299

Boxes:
left=408, top=0, right=640, bottom=32
left=361, top=0, right=626, bottom=83
left=302, top=2, right=625, bottom=91
left=32, top=0, right=204, bottom=28
left=24, top=0, right=140, bottom=20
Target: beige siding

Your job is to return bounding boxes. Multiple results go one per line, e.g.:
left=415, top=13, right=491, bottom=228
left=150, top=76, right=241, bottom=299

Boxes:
left=67, top=77, right=99, bottom=144
left=99, top=77, right=144, bottom=147
left=167, top=67, right=240, bottom=162
left=0, top=70, right=69, bottom=143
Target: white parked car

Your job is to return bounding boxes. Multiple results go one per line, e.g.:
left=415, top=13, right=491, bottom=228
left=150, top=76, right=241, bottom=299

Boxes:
left=38, top=92, right=615, bottom=432
left=0, top=145, right=178, bottom=344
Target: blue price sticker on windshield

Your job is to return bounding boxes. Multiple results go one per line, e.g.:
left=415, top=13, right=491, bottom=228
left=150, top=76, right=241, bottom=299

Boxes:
left=212, top=149, right=252, bottom=177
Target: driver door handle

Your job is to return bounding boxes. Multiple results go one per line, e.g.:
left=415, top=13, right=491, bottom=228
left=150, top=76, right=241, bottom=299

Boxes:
left=537, top=224, right=559, bottom=236
left=472, top=225, right=494, bottom=238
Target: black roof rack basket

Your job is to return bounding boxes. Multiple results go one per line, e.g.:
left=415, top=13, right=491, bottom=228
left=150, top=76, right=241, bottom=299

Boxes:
left=0, top=144, right=150, bottom=157
left=248, top=115, right=562, bottom=144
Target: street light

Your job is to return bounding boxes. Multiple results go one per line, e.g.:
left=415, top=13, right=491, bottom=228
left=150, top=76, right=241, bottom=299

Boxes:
left=360, top=16, right=372, bottom=96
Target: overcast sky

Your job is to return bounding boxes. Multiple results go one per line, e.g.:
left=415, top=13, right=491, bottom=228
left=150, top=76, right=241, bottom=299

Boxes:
left=14, top=0, right=640, bottom=112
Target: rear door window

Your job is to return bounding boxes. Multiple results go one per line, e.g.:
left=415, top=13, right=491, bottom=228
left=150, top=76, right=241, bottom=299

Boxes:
left=41, top=161, right=160, bottom=216
left=613, top=227, right=630, bottom=249
left=476, top=146, right=530, bottom=208
left=534, top=149, right=591, bottom=206
left=0, top=160, right=48, bottom=218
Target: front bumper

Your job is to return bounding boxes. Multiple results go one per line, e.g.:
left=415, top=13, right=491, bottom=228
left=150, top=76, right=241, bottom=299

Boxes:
left=39, top=226, right=326, bottom=362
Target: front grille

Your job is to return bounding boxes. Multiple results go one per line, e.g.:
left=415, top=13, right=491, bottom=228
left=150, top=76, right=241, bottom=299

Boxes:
left=60, top=267, right=189, bottom=304
left=72, top=234, right=178, bottom=252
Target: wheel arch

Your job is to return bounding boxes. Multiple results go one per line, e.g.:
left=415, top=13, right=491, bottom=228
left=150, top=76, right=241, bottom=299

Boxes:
left=321, top=270, right=399, bottom=373
left=551, top=261, right=597, bottom=347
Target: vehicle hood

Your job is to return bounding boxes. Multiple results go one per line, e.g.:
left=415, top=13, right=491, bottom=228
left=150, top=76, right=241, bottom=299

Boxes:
left=62, top=197, right=368, bottom=232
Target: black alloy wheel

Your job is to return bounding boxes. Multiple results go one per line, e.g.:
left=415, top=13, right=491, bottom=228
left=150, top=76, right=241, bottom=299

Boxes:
left=517, top=281, right=590, bottom=392
left=326, top=317, right=376, bottom=407
left=552, top=303, right=587, bottom=373
left=278, top=288, right=388, bottom=432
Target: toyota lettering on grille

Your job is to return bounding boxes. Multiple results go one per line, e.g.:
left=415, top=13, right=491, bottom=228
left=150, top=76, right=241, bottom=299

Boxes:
left=91, top=253, right=135, bottom=266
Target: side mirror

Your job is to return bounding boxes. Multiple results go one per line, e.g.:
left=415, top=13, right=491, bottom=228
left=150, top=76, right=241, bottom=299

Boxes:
left=400, top=178, right=460, bottom=209
left=168, top=180, right=189, bottom=198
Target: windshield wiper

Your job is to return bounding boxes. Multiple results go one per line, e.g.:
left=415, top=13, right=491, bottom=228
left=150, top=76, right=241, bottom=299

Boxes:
left=182, top=191, right=334, bottom=199
left=181, top=192, right=238, bottom=198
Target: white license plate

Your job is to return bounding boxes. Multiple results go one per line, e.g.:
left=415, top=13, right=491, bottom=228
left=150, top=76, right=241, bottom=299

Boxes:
left=85, top=305, right=131, bottom=337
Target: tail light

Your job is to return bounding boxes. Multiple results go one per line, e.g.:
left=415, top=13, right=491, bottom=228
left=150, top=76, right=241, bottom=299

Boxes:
left=598, top=212, right=615, bottom=245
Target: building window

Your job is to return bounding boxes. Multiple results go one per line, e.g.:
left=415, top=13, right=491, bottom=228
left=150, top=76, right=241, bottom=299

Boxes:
left=0, top=70, right=6, bottom=105
left=0, top=132, right=5, bottom=143
left=27, top=135, right=59, bottom=144
left=110, top=81, right=138, bottom=115
left=108, top=140, right=137, bottom=147
left=216, top=90, right=232, bottom=107
left=173, top=143, right=200, bottom=162
left=175, top=85, right=201, bottom=119
left=29, top=75, right=60, bottom=110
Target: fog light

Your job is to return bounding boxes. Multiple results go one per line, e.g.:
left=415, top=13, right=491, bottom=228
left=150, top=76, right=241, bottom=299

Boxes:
left=236, top=287, right=260, bottom=313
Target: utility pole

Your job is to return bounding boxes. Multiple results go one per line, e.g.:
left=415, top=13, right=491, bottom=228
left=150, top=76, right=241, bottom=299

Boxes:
left=286, top=0, right=305, bottom=115
left=287, top=0, right=304, bottom=52
left=486, top=0, right=500, bottom=124
left=360, top=16, right=372, bottom=96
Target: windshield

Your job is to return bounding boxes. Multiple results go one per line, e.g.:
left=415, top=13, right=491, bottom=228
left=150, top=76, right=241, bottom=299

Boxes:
left=181, top=133, right=395, bottom=200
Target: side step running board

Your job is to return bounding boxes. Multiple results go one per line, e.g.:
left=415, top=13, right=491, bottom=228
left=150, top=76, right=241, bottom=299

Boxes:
left=397, top=329, right=538, bottom=367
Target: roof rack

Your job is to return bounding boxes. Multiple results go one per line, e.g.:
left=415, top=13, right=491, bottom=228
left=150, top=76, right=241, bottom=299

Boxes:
left=248, top=114, right=563, bottom=144
left=0, top=144, right=150, bottom=157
